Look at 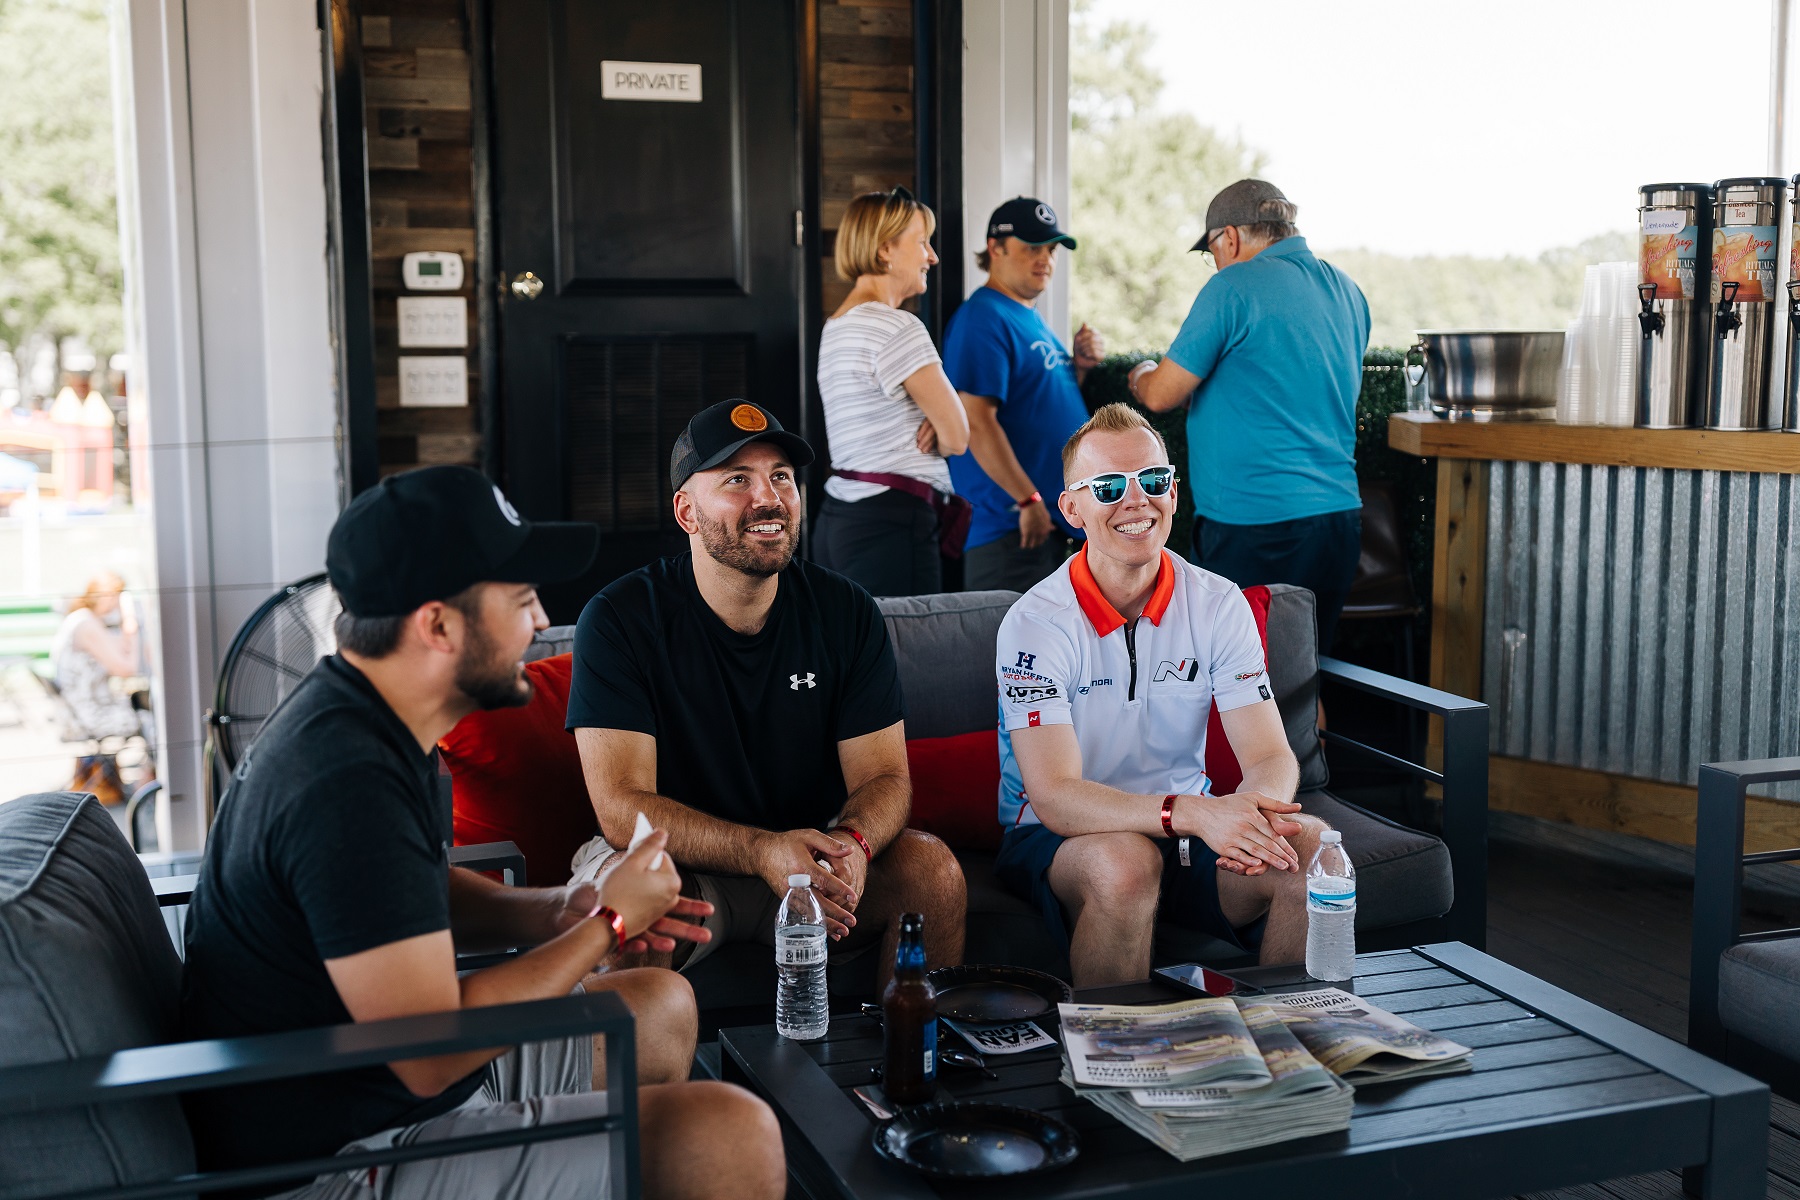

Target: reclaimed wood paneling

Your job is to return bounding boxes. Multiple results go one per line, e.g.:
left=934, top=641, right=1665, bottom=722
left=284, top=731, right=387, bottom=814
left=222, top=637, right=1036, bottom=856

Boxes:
left=362, top=0, right=479, bottom=474
left=817, top=0, right=916, bottom=315
left=1390, top=412, right=1800, bottom=475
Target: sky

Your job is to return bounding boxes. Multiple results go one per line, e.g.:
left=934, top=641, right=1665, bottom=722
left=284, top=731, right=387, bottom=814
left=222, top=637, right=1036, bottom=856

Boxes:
left=1095, top=0, right=1790, bottom=258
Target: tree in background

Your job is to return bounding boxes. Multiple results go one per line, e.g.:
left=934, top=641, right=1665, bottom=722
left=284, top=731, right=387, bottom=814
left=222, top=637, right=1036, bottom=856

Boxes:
left=1069, top=2, right=1633, bottom=352
left=1068, top=1, right=1262, bottom=352
left=0, top=0, right=123, bottom=393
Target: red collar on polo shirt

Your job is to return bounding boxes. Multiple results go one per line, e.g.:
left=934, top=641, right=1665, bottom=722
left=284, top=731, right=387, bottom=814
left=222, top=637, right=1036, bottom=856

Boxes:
left=1068, top=546, right=1178, bottom=637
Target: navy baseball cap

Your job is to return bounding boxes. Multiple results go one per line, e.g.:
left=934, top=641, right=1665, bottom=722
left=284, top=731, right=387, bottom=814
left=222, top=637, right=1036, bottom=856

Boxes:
left=669, top=400, right=815, bottom=492
left=327, top=466, right=598, bottom=617
left=985, top=196, right=1077, bottom=250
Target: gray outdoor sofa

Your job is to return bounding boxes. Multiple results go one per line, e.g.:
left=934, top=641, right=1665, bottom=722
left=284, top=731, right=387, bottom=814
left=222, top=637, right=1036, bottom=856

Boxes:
left=523, top=584, right=1490, bottom=1013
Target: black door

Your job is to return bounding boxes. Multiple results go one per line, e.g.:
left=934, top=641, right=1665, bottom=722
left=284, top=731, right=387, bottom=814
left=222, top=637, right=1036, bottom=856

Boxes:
left=492, top=0, right=804, bottom=619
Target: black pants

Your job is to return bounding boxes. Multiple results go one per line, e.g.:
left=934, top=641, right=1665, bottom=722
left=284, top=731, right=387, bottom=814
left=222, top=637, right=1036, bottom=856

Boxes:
left=1193, top=509, right=1361, bottom=652
left=963, top=531, right=1072, bottom=593
left=812, top=489, right=941, bottom=597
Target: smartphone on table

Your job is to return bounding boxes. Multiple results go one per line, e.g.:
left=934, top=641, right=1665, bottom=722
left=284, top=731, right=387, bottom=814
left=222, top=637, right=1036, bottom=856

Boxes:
left=1153, top=963, right=1265, bottom=998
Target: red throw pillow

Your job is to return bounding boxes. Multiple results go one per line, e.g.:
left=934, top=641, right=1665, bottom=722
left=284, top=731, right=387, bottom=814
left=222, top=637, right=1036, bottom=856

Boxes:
left=905, top=728, right=1002, bottom=852
left=1203, top=584, right=1273, bottom=797
left=439, top=654, right=594, bottom=888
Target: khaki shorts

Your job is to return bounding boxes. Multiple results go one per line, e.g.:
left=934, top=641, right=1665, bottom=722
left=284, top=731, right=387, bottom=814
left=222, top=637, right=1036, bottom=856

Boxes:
left=274, top=1028, right=609, bottom=1200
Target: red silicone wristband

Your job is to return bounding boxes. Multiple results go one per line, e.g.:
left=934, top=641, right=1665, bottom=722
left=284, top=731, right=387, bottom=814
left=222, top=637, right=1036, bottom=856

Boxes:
left=1161, top=794, right=1178, bottom=838
left=1019, top=491, right=1042, bottom=508
left=594, top=904, right=628, bottom=948
left=838, top=826, right=874, bottom=862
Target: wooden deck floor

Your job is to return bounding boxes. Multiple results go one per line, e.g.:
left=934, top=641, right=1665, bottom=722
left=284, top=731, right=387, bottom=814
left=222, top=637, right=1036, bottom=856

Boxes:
left=1486, top=837, right=1800, bottom=1199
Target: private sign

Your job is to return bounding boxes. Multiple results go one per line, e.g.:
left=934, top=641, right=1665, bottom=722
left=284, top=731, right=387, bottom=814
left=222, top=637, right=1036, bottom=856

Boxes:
left=601, top=60, right=702, bottom=102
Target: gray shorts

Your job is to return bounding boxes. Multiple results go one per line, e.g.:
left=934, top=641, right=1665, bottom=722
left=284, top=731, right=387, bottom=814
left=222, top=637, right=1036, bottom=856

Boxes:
left=274, top=1028, right=611, bottom=1200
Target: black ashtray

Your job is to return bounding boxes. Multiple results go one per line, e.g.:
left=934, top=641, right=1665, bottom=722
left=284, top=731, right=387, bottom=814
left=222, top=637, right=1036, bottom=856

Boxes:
left=927, top=964, right=1073, bottom=1023
left=872, top=1102, right=1080, bottom=1180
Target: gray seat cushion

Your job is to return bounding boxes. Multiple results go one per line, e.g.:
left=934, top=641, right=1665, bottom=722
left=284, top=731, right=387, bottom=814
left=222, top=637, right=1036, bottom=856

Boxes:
left=1719, top=938, right=1800, bottom=1059
left=0, top=792, right=195, bottom=1196
left=1263, top=584, right=1328, bottom=793
left=878, top=591, right=1020, bottom=738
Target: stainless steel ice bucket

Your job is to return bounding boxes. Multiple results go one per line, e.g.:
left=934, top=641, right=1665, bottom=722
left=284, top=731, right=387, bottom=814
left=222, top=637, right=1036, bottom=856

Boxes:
left=1406, top=330, right=1565, bottom=421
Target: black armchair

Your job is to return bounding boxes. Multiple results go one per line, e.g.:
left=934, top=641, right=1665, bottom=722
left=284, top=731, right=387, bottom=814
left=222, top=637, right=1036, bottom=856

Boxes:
left=1687, top=757, right=1800, bottom=1098
left=0, top=793, right=638, bottom=1200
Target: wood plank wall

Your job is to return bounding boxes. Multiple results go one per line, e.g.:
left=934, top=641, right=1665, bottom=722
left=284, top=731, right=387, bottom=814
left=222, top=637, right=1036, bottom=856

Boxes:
left=361, top=1, right=481, bottom=475
left=354, top=0, right=920, bottom=475
left=818, top=0, right=916, bottom=315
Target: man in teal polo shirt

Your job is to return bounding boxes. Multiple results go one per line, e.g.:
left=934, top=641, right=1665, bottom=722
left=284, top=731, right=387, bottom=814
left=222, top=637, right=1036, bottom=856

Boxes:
left=1127, top=180, right=1369, bottom=651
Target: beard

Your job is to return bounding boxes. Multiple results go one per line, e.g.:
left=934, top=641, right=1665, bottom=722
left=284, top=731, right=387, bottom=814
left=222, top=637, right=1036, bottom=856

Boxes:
left=454, top=613, right=534, bottom=711
left=694, top=502, right=799, bottom=577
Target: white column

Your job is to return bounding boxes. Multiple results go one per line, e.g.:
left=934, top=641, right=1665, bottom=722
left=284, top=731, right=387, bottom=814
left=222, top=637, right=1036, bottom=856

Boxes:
left=119, top=0, right=342, bottom=849
left=961, top=0, right=1072, bottom=342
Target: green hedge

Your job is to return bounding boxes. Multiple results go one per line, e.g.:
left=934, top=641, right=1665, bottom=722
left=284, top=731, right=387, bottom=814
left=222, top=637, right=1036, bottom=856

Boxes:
left=1080, top=349, right=1435, bottom=650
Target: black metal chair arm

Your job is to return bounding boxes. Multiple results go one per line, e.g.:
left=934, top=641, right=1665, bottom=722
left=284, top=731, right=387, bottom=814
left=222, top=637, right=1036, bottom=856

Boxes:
left=1318, top=655, right=1487, bottom=715
left=1689, top=758, right=1800, bottom=1060
left=0, top=989, right=630, bottom=1117
left=1317, top=655, right=1490, bottom=951
left=449, top=839, right=527, bottom=886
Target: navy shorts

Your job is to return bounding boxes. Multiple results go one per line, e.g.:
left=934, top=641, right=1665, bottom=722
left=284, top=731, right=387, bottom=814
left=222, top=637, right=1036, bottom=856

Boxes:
left=993, top=823, right=1249, bottom=954
left=1192, top=509, right=1361, bottom=653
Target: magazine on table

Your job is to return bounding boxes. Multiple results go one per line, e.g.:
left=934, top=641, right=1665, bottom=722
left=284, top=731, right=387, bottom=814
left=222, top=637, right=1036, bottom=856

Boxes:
left=1264, top=987, right=1473, bottom=1082
left=1057, top=997, right=1272, bottom=1089
left=1059, top=1000, right=1354, bottom=1161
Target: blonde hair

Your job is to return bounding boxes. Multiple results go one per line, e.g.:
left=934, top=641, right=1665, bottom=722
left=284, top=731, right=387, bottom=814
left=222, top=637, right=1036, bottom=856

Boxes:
left=835, top=189, right=937, bottom=282
left=69, top=571, right=125, bottom=614
left=1061, top=403, right=1170, bottom=483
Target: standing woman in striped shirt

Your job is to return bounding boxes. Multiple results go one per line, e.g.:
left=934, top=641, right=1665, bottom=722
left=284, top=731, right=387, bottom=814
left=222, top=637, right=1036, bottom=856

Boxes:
left=813, top=187, right=970, bottom=596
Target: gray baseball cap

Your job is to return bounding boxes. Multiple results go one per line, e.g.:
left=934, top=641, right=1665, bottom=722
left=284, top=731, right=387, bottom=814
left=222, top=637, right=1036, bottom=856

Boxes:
left=1193, top=179, right=1292, bottom=250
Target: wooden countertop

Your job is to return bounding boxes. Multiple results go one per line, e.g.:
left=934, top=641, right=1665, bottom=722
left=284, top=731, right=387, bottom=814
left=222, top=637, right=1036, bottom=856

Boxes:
left=1387, top=411, right=1800, bottom=473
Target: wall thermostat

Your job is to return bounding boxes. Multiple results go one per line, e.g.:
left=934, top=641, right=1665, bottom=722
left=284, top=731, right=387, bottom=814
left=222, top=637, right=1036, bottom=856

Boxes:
left=402, top=251, right=464, bottom=291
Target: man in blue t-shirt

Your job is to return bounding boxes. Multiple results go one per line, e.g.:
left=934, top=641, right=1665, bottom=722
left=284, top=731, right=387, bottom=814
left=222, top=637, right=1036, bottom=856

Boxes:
left=944, top=196, right=1106, bottom=592
left=1128, top=180, right=1370, bottom=651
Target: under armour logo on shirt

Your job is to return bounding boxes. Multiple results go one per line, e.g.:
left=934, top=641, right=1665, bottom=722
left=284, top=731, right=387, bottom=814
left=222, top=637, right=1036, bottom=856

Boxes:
left=790, top=673, right=816, bottom=690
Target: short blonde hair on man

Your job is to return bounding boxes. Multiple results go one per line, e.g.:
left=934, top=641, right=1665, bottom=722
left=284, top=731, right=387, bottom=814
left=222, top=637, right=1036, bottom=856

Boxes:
left=835, top=189, right=937, bottom=282
left=1062, top=403, right=1170, bottom=483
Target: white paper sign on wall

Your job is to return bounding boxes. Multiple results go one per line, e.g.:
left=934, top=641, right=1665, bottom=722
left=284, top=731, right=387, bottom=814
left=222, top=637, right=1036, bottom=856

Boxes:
left=399, top=356, right=467, bottom=407
left=601, top=60, right=702, bottom=102
left=397, top=296, right=468, bottom=348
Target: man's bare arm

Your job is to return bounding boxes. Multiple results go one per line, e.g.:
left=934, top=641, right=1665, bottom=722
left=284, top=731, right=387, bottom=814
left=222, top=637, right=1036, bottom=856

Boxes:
left=1217, top=699, right=1300, bottom=807
left=1128, top=358, right=1201, bottom=414
left=833, top=720, right=910, bottom=856
left=446, top=867, right=565, bottom=952
left=960, top=393, right=1037, bottom=500
left=575, top=726, right=770, bottom=875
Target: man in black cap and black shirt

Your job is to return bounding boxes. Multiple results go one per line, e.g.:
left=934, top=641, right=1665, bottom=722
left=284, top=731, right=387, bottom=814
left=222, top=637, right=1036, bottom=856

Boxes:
left=944, top=196, right=1107, bottom=591
left=179, top=465, right=783, bottom=1200
left=568, top=400, right=966, bottom=984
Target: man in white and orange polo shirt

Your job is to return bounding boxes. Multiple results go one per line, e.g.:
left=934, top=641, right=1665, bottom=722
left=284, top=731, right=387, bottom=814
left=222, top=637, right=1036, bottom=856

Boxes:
left=994, top=403, right=1328, bottom=987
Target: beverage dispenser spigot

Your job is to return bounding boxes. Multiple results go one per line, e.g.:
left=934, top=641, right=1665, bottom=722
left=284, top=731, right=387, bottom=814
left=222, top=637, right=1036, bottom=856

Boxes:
left=1637, top=282, right=1665, bottom=338
left=1715, top=281, right=1742, bottom=340
left=1403, top=340, right=1426, bottom=388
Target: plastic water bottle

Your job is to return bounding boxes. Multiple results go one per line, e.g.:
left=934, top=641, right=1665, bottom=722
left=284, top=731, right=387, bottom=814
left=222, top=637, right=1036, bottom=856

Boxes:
left=776, top=873, right=829, bottom=1040
left=1305, top=830, right=1357, bottom=982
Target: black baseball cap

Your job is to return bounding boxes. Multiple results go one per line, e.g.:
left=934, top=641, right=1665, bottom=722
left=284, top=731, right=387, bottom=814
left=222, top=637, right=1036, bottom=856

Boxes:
left=670, top=400, right=814, bottom=491
left=985, top=196, right=1077, bottom=250
left=326, top=466, right=598, bottom=617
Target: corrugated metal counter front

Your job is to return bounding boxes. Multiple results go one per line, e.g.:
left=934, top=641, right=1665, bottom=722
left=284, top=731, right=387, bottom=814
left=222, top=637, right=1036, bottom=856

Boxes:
left=1389, top=414, right=1800, bottom=840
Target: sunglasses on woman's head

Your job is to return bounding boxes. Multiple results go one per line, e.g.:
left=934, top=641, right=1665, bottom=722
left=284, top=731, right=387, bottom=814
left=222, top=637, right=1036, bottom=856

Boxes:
left=1067, top=465, right=1178, bottom=505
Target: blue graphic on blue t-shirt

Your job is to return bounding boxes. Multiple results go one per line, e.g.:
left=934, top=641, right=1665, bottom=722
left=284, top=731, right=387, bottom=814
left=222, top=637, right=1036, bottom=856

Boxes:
left=942, top=287, right=1091, bottom=550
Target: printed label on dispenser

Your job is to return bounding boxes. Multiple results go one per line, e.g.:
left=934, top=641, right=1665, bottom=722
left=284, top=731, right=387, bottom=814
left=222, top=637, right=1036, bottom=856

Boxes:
left=1640, top=213, right=1699, bottom=300
left=1712, top=225, right=1779, bottom=302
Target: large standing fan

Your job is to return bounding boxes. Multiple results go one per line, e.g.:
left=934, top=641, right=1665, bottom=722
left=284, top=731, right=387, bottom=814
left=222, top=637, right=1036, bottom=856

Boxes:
left=203, top=573, right=340, bottom=821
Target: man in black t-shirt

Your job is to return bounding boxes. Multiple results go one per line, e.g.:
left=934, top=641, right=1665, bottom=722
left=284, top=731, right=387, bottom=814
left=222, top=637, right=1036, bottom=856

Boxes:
left=179, top=466, right=783, bottom=1200
left=569, top=400, right=966, bottom=981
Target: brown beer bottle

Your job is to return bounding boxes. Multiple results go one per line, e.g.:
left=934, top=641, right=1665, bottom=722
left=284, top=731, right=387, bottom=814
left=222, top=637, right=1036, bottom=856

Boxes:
left=880, top=912, right=937, bottom=1105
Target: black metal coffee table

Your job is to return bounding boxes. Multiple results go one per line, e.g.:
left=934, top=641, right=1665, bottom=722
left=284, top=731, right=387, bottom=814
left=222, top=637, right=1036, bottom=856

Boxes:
left=719, top=944, right=1768, bottom=1199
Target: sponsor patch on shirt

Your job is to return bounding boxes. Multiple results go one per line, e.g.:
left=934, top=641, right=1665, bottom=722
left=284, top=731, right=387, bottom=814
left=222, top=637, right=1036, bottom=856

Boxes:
left=1027, top=711, right=1041, bottom=727
left=1152, top=659, right=1200, bottom=683
left=1006, top=683, right=1060, bottom=702
left=1234, top=668, right=1265, bottom=681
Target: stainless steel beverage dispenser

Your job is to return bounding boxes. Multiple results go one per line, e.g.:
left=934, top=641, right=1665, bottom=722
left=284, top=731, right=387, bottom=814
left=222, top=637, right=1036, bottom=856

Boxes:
left=1705, top=177, right=1786, bottom=429
left=1635, top=183, right=1711, bottom=427
left=1785, top=173, right=1800, bottom=431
